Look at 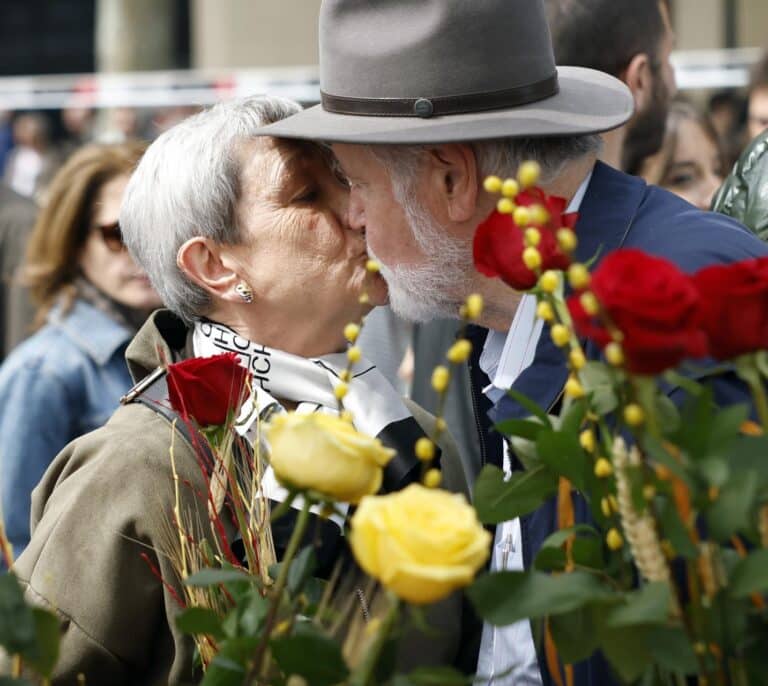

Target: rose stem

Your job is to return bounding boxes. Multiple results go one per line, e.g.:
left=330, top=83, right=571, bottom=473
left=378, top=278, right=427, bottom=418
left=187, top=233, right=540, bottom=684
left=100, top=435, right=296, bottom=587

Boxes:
left=349, top=593, right=401, bottom=686
left=250, top=497, right=312, bottom=681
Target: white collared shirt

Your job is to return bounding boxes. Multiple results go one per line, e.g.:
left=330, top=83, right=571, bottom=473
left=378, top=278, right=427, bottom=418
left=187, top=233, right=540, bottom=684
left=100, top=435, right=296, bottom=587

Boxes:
left=475, top=171, right=592, bottom=685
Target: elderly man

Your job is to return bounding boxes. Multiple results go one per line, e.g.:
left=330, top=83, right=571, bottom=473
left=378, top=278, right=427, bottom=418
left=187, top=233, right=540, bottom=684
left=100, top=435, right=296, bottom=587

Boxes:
left=261, top=1, right=768, bottom=684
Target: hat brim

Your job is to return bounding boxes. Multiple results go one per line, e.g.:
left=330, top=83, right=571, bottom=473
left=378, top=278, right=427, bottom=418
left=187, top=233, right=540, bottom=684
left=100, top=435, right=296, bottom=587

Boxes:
left=258, top=67, right=633, bottom=144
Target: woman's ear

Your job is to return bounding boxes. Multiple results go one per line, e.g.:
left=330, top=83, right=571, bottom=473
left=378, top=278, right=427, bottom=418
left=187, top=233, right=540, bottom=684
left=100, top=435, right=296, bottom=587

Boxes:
left=177, top=237, right=241, bottom=302
left=425, top=143, right=479, bottom=223
left=623, top=53, right=653, bottom=112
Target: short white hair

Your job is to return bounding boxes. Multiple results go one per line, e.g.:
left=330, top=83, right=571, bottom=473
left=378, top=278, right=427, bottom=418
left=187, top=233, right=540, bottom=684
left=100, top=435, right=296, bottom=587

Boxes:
left=120, top=95, right=301, bottom=322
left=371, top=134, right=603, bottom=218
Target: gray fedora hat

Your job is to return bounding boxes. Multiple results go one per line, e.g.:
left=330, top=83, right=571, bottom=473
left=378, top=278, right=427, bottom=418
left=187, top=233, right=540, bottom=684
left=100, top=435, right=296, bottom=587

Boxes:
left=260, top=0, right=634, bottom=145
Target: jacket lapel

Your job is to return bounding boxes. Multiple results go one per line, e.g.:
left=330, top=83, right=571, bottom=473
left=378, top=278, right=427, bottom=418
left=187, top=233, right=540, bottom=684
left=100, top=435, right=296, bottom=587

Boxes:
left=491, top=162, right=647, bottom=425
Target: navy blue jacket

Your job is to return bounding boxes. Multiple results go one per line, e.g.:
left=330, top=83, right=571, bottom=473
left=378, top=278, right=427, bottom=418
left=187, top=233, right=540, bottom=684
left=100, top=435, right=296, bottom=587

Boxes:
left=470, top=162, right=768, bottom=685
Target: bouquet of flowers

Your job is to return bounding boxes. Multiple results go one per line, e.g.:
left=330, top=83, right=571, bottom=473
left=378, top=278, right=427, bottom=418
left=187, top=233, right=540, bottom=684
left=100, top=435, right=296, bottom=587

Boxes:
left=467, top=164, right=768, bottom=685
left=158, top=310, right=490, bottom=686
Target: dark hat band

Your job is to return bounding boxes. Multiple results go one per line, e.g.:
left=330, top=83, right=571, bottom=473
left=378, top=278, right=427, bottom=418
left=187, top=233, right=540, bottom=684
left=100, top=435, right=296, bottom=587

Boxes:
left=321, top=73, right=559, bottom=119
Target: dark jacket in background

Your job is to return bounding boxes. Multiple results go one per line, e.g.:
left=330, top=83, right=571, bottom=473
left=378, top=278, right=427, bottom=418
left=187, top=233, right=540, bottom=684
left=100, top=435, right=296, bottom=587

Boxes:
left=712, top=129, right=768, bottom=239
left=0, top=183, right=37, bottom=359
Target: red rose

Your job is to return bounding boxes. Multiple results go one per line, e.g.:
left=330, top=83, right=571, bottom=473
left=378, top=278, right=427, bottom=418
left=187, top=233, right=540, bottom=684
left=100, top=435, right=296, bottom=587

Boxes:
left=567, top=249, right=709, bottom=374
left=474, top=189, right=576, bottom=290
left=692, top=257, right=768, bottom=360
left=167, top=353, right=250, bottom=426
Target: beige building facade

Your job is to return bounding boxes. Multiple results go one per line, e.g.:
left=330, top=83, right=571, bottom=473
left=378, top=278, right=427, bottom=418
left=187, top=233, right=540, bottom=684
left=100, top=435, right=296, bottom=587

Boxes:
left=190, top=0, right=767, bottom=72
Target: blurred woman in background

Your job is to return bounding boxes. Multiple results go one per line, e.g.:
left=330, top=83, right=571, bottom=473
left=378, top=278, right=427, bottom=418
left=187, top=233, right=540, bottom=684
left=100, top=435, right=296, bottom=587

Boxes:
left=639, top=100, right=725, bottom=210
left=0, top=141, right=162, bottom=557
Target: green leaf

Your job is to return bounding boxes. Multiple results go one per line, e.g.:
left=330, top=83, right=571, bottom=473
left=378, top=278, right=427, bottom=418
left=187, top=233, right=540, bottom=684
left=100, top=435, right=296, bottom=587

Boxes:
left=503, top=388, right=553, bottom=427
left=184, top=568, right=253, bottom=587
left=468, top=570, right=615, bottom=626
left=495, top=418, right=547, bottom=442
left=176, top=607, right=225, bottom=640
left=663, top=369, right=706, bottom=397
left=645, top=625, right=698, bottom=674
left=656, top=498, right=698, bottom=559
left=728, top=549, right=768, bottom=598
left=698, top=457, right=730, bottom=488
left=400, top=666, right=469, bottom=685
left=539, top=525, right=599, bottom=551
left=559, top=397, right=588, bottom=436
left=534, top=547, right=567, bottom=572
left=600, top=624, right=653, bottom=683
left=572, top=537, right=604, bottom=570
left=654, top=393, right=681, bottom=434
left=707, top=404, right=750, bottom=459
left=0, top=678, right=35, bottom=686
left=287, top=546, right=317, bottom=597
left=536, top=431, right=588, bottom=491
left=201, top=636, right=259, bottom=686
left=706, top=471, right=758, bottom=541
left=548, top=606, right=600, bottom=664
left=0, top=573, right=36, bottom=654
left=727, top=435, right=768, bottom=487
left=473, top=465, right=558, bottom=525
left=605, top=583, right=672, bottom=628
left=707, top=590, right=749, bottom=651
left=271, top=622, right=349, bottom=686
left=239, top=592, right=269, bottom=636
left=580, top=362, right=619, bottom=415
left=21, top=608, right=61, bottom=678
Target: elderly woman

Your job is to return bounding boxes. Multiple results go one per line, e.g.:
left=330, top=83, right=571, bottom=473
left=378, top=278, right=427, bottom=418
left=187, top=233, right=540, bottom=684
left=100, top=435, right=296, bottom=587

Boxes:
left=9, top=96, right=467, bottom=684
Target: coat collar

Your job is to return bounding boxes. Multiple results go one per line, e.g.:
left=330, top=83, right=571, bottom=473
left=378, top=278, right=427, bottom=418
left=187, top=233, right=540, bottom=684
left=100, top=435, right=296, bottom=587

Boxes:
left=490, top=162, right=647, bottom=423
left=125, top=309, right=189, bottom=383
left=48, top=299, right=133, bottom=367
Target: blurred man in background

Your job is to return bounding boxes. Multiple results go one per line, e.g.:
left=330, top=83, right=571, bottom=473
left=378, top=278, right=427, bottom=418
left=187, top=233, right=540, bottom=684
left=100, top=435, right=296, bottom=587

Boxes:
left=747, top=52, right=768, bottom=141
left=546, top=0, right=677, bottom=173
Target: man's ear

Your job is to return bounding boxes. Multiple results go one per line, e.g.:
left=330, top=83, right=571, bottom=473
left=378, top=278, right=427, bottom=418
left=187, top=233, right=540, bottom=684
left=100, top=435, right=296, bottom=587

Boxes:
left=622, top=53, right=653, bottom=112
left=177, top=237, right=241, bottom=303
left=425, top=143, right=479, bottom=223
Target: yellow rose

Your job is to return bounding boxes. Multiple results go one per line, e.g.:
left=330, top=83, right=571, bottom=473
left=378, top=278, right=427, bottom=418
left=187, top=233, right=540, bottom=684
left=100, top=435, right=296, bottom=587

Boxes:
left=266, top=412, right=395, bottom=504
left=349, top=484, right=491, bottom=605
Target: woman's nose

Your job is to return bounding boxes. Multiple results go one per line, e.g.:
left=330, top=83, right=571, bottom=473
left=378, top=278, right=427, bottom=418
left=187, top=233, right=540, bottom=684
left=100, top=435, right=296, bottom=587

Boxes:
left=346, top=191, right=366, bottom=233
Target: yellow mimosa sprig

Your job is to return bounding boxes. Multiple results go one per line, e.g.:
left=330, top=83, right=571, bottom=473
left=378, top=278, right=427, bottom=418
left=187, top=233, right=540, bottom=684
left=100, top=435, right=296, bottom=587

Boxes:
left=336, top=259, right=382, bottom=415
left=415, top=293, right=485, bottom=488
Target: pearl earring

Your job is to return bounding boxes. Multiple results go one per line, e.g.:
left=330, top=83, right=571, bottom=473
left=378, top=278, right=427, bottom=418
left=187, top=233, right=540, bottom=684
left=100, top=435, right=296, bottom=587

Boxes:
left=235, top=282, right=254, bottom=303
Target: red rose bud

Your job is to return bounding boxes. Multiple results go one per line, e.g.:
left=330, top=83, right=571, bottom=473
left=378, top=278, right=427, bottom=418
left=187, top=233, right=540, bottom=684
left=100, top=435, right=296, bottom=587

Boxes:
left=167, top=352, right=251, bottom=426
left=567, top=249, right=708, bottom=375
left=473, top=189, right=576, bottom=291
left=692, top=257, right=768, bottom=360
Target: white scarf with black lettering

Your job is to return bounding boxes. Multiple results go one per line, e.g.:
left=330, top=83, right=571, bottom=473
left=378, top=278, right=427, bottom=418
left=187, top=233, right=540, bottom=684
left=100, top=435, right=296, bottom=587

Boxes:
left=192, top=320, right=425, bottom=520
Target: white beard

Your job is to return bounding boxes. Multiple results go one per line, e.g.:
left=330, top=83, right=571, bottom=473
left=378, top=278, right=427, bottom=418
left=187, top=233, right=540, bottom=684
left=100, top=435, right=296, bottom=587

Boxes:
left=369, top=200, right=476, bottom=323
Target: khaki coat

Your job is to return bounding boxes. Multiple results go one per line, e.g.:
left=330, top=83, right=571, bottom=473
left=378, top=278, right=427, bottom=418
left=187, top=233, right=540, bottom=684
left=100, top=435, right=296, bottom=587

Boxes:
left=6, top=310, right=468, bottom=685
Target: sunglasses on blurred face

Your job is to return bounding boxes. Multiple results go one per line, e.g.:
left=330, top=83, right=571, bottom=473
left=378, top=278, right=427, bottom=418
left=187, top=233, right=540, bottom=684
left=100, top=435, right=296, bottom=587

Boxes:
left=94, top=221, right=126, bottom=253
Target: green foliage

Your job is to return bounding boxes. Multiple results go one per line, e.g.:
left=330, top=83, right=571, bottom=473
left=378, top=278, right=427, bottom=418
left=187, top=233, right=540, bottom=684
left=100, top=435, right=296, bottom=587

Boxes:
left=468, top=570, right=615, bottom=626
left=0, top=572, right=61, bottom=680
left=176, top=607, right=226, bottom=640
left=728, top=549, right=768, bottom=598
left=473, top=465, right=557, bottom=524
left=271, top=622, right=349, bottom=686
